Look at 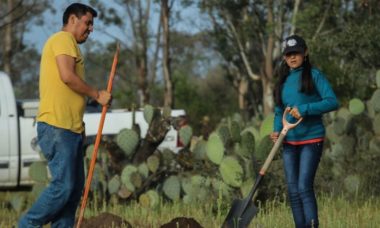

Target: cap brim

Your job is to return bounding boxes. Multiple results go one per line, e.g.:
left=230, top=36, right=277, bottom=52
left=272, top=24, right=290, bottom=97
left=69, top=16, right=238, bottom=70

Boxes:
left=283, top=47, right=304, bottom=55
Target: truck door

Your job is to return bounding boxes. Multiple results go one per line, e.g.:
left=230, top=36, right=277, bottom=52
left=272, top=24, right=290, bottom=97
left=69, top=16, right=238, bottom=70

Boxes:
left=0, top=72, right=18, bottom=186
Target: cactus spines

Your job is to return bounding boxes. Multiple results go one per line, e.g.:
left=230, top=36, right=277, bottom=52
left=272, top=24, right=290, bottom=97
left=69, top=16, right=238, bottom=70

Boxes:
left=349, top=98, right=365, bottom=115
left=143, top=104, right=154, bottom=124
left=179, top=125, right=193, bottom=147
left=121, top=165, right=138, bottom=192
left=219, top=156, right=244, bottom=188
left=259, top=113, right=274, bottom=140
left=147, top=154, right=160, bottom=173
left=29, top=161, right=48, bottom=183
left=344, top=175, right=361, bottom=194
left=108, top=175, right=121, bottom=195
left=206, top=132, right=225, bottom=165
left=116, top=128, right=139, bottom=157
left=163, top=175, right=181, bottom=201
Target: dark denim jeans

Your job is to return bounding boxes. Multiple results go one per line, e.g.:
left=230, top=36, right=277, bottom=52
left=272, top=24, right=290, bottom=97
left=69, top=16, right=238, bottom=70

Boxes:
left=19, top=122, right=84, bottom=228
left=282, top=142, right=323, bottom=228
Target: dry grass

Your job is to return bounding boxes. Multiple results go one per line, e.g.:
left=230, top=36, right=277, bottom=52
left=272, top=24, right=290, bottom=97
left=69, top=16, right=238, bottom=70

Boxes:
left=1, top=191, right=380, bottom=227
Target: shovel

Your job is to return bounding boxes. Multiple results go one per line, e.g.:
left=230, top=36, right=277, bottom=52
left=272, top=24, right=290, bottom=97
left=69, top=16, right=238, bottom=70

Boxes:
left=222, top=107, right=302, bottom=228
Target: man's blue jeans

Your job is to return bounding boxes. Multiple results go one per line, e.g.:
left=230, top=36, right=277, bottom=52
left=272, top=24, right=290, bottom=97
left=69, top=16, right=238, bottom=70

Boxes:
left=282, top=142, right=323, bottom=228
left=19, top=122, right=85, bottom=228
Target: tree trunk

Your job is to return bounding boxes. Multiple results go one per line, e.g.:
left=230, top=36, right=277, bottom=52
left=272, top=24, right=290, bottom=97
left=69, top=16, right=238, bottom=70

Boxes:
left=3, top=0, right=13, bottom=75
left=161, top=0, right=173, bottom=108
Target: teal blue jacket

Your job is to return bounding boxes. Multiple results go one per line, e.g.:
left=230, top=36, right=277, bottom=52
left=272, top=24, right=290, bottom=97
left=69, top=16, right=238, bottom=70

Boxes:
left=274, top=67, right=339, bottom=141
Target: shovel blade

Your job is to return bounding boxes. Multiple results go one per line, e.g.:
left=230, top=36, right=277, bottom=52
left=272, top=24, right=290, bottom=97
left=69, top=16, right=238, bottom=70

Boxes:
left=222, top=199, right=259, bottom=228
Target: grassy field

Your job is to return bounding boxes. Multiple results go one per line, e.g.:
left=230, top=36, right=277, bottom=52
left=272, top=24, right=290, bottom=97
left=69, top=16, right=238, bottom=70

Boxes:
left=1, top=192, right=380, bottom=227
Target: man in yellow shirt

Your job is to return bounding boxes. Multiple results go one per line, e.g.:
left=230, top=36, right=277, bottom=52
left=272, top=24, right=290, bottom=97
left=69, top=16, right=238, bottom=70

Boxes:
left=19, top=3, right=111, bottom=227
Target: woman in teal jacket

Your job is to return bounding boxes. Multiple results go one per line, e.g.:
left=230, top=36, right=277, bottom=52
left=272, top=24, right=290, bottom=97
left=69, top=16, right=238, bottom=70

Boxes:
left=271, top=35, right=339, bottom=228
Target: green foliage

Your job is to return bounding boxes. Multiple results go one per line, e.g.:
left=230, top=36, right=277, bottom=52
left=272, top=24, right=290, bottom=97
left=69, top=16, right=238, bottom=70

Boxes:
left=206, top=132, right=225, bottom=165
left=349, top=98, right=365, bottom=115
left=163, top=176, right=181, bottom=201
left=121, top=165, right=138, bottom=192
left=259, top=113, right=274, bottom=141
left=108, top=175, right=121, bottom=195
left=143, top=105, right=155, bottom=125
left=116, top=129, right=140, bottom=157
left=29, top=161, right=48, bottom=183
left=179, top=125, right=193, bottom=147
left=219, top=156, right=244, bottom=188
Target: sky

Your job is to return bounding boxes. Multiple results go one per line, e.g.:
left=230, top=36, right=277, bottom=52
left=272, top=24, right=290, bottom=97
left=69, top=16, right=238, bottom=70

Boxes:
left=24, top=0, right=207, bottom=53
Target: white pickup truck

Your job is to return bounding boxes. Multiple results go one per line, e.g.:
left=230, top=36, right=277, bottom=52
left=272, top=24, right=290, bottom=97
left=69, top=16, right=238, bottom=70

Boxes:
left=0, top=71, right=185, bottom=187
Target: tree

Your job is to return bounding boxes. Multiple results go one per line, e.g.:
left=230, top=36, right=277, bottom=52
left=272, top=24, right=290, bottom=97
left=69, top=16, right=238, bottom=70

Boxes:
left=0, top=0, right=50, bottom=98
left=161, top=0, right=174, bottom=107
left=196, top=0, right=302, bottom=116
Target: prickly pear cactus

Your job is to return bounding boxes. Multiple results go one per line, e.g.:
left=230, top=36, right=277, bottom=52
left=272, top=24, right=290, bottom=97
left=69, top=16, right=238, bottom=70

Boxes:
left=349, top=98, right=365, bottom=115
left=206, top=132, right=225, bottom=165
left=108, top=175, right=121, bottom=195
left=147, top=154, right=160, bottom=173
left=219, top=156, right=244, bottom=187
left=121, top=165, right=138, bottom=192
left=370, top=89, right=380, bottom=112
left=163, top=175, right=181, bottom=201
left=139, top=190, right=160, bottom=209
left=29, top=161, right=48, bottom=183
left=259, top=113, right=274, bottom=141
left=116, top=128, right=139, bottom=157
left=143, top=104, right=155, bottom=124
left=229, top=119, right=241, bottom=143
left=179, top=125, right=193, bottom=147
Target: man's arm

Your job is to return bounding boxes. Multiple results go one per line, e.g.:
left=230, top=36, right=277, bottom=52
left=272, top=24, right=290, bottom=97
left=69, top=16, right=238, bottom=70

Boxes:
left=56, top=54, right=110, bottom=105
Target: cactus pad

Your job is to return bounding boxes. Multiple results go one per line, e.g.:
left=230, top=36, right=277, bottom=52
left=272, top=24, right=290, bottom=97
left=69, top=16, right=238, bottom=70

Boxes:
left=206, top=132, right=225, bottom=165
left=116, top=128, right=139, bottom=157
left=349, top=98, right=365, bottom=115
left=219, top=156, right=244, bottom=187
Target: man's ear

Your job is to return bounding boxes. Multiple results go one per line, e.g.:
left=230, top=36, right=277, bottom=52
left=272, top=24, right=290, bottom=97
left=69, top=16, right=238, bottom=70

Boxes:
left=68, top=14, right=77, bottom=25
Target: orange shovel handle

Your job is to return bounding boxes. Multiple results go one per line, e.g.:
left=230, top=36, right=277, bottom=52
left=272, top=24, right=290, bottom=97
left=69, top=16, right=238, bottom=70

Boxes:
left=76, top=44, right=120, bottom=228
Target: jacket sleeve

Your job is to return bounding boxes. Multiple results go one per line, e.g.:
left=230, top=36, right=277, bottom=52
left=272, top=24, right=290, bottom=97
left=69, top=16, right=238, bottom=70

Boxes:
left=273, top=105, right=284, bottom=132
left=298, top=69, right=339, bottom=116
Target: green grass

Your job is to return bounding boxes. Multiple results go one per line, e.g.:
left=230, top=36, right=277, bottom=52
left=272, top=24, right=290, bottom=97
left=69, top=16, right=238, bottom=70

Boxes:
left=1, top=192, right=380, bottom=227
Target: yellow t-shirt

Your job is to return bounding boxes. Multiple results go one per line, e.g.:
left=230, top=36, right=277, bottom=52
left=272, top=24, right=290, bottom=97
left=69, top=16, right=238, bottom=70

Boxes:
left=37, top=31, right=85, bottom=133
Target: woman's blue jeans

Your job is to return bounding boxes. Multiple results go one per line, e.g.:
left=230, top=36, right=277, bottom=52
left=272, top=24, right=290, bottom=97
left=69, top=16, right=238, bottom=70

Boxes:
left=282, top=142, right=323, bottom=228
left=19, top=122, right=85, bottom=228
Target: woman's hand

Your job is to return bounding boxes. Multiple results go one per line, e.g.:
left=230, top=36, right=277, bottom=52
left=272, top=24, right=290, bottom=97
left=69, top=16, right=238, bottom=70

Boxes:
left=289, top=107, right=302, bottom=119
left=270, top=132, right=279, bottom=143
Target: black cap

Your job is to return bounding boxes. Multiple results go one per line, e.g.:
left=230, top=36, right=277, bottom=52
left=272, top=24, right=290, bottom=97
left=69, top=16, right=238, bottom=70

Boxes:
left=282, top=35, right=307, bottom=55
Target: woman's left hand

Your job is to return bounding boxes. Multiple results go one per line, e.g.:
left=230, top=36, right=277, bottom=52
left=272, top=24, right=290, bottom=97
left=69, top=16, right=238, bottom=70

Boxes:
left=289, top=107, right=302, bottom=119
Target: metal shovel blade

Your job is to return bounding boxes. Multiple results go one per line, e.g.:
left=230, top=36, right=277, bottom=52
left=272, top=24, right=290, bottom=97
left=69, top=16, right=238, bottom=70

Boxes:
left=222, top=198, right=259, bottom=228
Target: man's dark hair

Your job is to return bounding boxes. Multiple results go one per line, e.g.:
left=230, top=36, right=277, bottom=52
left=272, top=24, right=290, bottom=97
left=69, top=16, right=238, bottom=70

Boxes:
left=62, top=3, right=98, bottom=25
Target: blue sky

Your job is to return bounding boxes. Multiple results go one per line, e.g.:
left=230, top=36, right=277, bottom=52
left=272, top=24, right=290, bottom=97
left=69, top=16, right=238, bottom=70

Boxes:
left=24, top=0, right=207, bottom=52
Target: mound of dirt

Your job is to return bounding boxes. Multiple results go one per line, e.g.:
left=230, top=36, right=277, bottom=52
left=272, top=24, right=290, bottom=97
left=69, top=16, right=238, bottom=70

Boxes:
left=78, top=212, right=132, bottom=228
left=160, top=217, right=204, bottom=228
